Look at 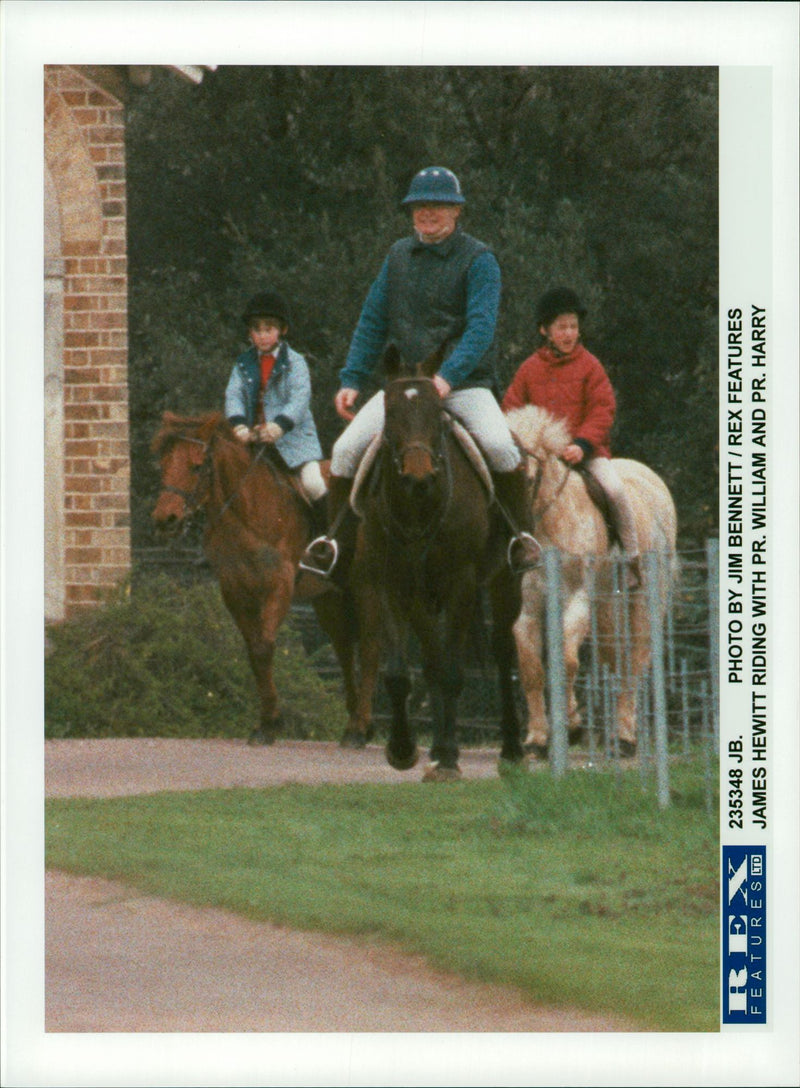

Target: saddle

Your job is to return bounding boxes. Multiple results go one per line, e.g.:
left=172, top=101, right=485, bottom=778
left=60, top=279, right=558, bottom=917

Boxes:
left=350, top=413, right=494, bottom=517
left=575, top=464, right=623, bottom=550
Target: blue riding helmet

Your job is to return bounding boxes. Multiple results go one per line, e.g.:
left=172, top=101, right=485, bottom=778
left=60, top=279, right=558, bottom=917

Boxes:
left=401, top=166, right=465, bottom=206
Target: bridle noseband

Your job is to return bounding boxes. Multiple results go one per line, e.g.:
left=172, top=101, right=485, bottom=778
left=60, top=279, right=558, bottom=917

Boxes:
left=160, top=436, right=211, bottom=516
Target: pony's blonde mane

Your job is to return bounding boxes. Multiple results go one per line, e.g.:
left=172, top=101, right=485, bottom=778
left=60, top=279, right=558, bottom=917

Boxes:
left=506, top=405, right=571, bottom=459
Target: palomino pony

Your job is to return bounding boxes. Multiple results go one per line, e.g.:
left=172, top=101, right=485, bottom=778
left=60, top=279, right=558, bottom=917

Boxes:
left=151, top=411, right=376, bottom=747
left=505, top=405, right=677, bottom=757
left=352, top=349, right=525, bottom=780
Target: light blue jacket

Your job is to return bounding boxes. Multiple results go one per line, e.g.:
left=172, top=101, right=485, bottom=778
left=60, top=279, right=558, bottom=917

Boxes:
left=225, top=342, right=323, bottom=469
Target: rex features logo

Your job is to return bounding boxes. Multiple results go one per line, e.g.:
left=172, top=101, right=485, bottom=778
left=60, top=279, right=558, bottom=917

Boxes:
left=723, top=847, right=766, bottom=1024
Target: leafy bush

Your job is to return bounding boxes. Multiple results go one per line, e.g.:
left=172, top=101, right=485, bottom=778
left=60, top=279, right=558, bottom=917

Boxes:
left=45, top=575, right=348, bottom=740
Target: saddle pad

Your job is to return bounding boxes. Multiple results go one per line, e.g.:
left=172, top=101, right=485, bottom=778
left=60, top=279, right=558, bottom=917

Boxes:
left=349, top=417, right=494, bottom=517
left=350, top=431, right=385, bottom=517
left=446, top=415, right=495, bottom=498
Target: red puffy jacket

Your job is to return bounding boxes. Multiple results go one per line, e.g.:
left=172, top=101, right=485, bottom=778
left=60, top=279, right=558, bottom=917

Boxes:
left=502, top=343, right=615, bottom=459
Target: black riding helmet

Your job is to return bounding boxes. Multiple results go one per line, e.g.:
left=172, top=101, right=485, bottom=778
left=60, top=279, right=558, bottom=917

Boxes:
left=536, top=287, right=586, bottom=329
left=241, top=291, right=291, bottom=329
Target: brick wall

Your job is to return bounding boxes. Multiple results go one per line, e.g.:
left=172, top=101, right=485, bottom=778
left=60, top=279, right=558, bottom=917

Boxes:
left=45, top=66, right=131, bottom=616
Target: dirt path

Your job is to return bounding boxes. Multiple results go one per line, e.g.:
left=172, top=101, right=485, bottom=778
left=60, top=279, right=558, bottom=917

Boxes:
left=45, top=738, right=636, bottom=1033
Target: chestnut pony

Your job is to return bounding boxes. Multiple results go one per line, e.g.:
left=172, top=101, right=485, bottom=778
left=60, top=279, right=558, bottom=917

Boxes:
left=351, top=348, right=525, bottom=780
left=151, top=412, right=376, bottom=746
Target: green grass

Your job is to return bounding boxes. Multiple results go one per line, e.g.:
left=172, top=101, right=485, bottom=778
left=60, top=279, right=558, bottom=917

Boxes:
left=46, top=757, right=718, bottom=1032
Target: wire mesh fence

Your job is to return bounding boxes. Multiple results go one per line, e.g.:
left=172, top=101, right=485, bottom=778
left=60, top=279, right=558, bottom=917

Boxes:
left=134, top=540, right=720, bottom=806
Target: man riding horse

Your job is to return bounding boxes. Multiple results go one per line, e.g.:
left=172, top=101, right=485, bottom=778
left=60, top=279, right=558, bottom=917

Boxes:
left=300, top=165, right=540, bottom=583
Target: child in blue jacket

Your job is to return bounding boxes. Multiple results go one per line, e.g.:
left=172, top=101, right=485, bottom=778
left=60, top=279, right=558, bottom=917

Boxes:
left=225, top=291, right=327, bottom=521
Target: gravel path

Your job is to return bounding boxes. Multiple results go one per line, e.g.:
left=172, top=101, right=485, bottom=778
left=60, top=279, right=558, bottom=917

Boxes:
left=45, top=738, right=636, bottom=1033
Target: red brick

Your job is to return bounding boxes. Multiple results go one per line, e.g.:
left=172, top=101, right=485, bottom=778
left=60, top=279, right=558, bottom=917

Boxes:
left=63, top=241, right=102, bottom=257
left=96, top=494, right=129, bottom=510
left=67, top=511, right=104, bottom=528
left=65, top=476, right=102, bottom=493
left=66, top=547, right=102, bottom=565
left=73, top=108, right=101, bottom=126
left=64, top=332, right=101, bottom=348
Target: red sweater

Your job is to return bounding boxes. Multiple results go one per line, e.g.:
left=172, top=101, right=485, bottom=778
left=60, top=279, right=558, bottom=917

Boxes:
left=502, top=343, right=615, bottom=459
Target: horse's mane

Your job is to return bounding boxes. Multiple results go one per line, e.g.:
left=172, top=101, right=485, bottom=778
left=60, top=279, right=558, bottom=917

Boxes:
left=151, top=410, right=226, bottom=456
left=505, top=405, right=571, bottom=459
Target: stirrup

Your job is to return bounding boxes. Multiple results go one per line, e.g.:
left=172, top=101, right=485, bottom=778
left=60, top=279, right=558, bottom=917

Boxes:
left=298, top=535, right=339, bottom=578
left=507, top=532, right=542, bottom=574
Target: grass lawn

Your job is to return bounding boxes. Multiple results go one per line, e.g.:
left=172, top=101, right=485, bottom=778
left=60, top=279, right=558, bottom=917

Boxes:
left=46, top=759, right=719, bottom=1032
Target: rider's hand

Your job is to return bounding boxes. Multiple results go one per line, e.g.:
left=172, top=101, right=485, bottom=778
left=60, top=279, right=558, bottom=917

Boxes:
left=255, top=421, right=284, bottom=444
left=562, top=443, right=585, bottom=465
left=233, top=424, right=252, bottom=444
left=335, top=388, right=359, bottom=421
left=432, top=374, right=451, bottom=399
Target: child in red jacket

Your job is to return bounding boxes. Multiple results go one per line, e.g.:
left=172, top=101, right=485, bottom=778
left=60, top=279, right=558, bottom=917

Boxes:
left=503, top=287, right=641, bottom=588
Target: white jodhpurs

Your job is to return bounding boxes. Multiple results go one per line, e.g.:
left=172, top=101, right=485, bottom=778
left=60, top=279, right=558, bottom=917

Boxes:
left=330, top=387, right=522, bottom=477
left=298, top=460, right=328, bottom=502
left=587, top=457, right=639, bottom=557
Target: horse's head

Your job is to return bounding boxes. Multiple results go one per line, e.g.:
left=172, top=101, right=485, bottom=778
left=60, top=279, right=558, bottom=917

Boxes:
left=383, top=346, right=447, bottom=499
left=151, top=411, right=220, bottom=535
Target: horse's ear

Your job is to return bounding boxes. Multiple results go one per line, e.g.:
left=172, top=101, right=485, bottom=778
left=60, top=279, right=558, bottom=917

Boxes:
left=198, top=411, right=223, bottom=442
left=419, top=342, right=448, bottom=378
left=383, top=343, right=402, bottom=379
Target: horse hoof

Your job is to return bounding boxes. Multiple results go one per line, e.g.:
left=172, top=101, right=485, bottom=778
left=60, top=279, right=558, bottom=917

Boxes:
left=422, top=762, right=462, bottom=782
left=248, top=729, right=276, bottom=747
left=339, top=730, right=367, bottom=750
left=385, top=744, right=419, bottom=771
left=524, top=742, right=549, bottom=760
left=618, top=739, right=637, bottom=758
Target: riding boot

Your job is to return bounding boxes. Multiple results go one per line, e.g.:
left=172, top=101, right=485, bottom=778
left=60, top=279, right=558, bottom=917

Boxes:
left=308, top=495, right=329, bottom=538
left=299, top=475, right=355, bottom=583
left=493, top=464, right=542, bottom=574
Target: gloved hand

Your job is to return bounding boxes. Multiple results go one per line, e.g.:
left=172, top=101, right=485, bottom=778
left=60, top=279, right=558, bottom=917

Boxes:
left=233, top=424, right=252, bottom=444
left=255, top=421, right=284, bottom=444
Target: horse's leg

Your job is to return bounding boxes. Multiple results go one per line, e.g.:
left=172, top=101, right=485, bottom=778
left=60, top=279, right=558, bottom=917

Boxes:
left=616, top=596, right=651, bottom=756
left=562, top=586, right=590, bottom=744
left=311, top=590, right=373, bottom=748
left=226, top=567, right=294, bottom=746
left=488, top=568, right=525, bottom=767
left=418, top=577, right=475, bottom=781
left=514, top=577, right=549, bottom=758
left=382, top=610, right=417, bottom=771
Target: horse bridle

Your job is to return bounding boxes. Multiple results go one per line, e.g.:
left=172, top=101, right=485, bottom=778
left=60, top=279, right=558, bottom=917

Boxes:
left=524, top=449, right=571, bottom=529
left=378, top=381, right=454, bottom=543
left=160, top=436, right=211, bottom=518
left=160, top=431, right=283, bottom=528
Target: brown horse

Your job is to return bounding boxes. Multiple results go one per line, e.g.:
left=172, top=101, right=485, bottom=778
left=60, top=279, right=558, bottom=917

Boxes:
left=352, top=349, right=525, bottom=780
left=151, top=411, right=377, bottom=746
left=506, top=405, right=678, bottom=757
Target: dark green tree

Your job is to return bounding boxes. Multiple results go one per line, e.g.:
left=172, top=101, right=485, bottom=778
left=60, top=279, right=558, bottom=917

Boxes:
left=127, top=65, right=718, bottom=546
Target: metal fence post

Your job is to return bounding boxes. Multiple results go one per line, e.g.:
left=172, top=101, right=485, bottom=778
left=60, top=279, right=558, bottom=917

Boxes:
left=544, top=547, right=568, bottom=778
left=645, top=551, right=670, bottom=808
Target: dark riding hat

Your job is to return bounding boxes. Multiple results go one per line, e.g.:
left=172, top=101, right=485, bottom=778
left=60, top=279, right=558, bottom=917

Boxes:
left=241, top=291, right=291, bottom=328
left=536, top=287, right=586, bottom=329
left=401, top=166, right=465, bottom=206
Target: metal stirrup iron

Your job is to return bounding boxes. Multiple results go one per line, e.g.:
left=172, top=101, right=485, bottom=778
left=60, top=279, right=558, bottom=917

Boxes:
left=298, top=535, right=340, bottom=578
left=507, top=531, right=542, bottom=574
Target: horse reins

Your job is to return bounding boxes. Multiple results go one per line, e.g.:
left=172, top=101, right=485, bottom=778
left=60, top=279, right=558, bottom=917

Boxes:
left=162, top=430, right=293, bottom=532
left=524, top=451, right=571, bottom=529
